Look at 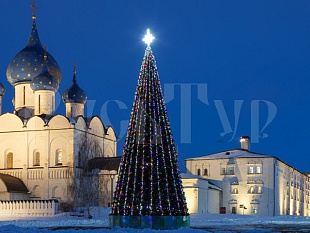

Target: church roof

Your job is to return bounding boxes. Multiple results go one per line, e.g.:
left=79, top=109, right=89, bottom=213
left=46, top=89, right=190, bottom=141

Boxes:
left=185, top=149, right=271, bottom=161
left=6, top=14, right=62, bottom=86
left=88, top=157, right=121, bottom=171
left=0, top=82, right=5, bottom=96
left=62, top=71, right=87, bottom=104
left=0, top=173, right=29, bottom=193
left=30, top=61, right=59, bottom=91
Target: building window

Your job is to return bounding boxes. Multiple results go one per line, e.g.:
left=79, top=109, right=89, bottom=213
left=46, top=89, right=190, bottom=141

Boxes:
left=197, top=168, right=201, bottom=176
left=34, top=151, right=40, bottom=166
left=232, top=188, right=238, bottom=194
left=228, top=167, right=235, bottom=175
left=256, top=166, right=261, bottom=174
left=56, top=149, right=63, bottom=165
left=221, top=167, right=226, bottom=175
left=257, top=186, right=262, bottom=194
left=248, top=166, right=254, bottom=174
left=252, top=207, right=258, bottom=214
left=204, top=168, right=208, bottom=176
left=7, top=152, right=13, bottom=169
left=250, top=186, right=255, bottom=194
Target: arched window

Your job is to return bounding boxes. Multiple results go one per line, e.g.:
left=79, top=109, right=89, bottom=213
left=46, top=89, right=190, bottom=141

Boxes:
left=32, top=185, right=41, bottom=198
left=34, top=151, right=40, bottom=166
left=56, top=149, right=63, bottom=165
left=197, top=168, right=201, bottom=176
left=204, top=168, right=208, bottom=176
left=52, top=186, right=62, bottom=199
left=7, top=152, right=13, bottom=169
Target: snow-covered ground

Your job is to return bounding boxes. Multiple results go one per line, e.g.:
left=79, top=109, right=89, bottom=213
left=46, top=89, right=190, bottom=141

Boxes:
left=1, top=208, right=310, bottom=232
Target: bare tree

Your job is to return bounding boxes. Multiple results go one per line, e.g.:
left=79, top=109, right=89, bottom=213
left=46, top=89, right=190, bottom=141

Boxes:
left=73, top=132, right=103, bottom=218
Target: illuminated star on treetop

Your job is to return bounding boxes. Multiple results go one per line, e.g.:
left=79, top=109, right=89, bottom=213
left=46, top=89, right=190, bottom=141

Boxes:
left=142, top=29, right=155, bottom=47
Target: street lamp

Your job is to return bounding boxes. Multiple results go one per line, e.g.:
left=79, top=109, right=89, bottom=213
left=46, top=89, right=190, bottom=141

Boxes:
left=110, top=172, right=116, bottom=207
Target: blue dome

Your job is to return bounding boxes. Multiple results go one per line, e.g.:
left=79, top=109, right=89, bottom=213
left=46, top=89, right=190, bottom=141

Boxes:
left=30, top=63, right=59, bottom=91
left=62, top=73, right=87, bottom=104
left=0, top=83, right=5, bottom=96
left=6, top=17, right=62, bottom=86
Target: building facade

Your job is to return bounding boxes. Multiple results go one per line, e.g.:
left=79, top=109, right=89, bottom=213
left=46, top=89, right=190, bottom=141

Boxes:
left=181, top=173, right=222, bottom=214
left=185, top=138, right=310, bottom=216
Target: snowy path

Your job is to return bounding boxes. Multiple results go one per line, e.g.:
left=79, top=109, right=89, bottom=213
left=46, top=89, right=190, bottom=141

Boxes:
left=1, top=210, right=310, bottom=232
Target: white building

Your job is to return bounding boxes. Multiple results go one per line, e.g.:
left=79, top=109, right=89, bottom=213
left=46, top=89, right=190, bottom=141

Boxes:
left=185, top=137, right=310, bottom=216
left=0, top=8, right=117, bottom=209
left=181, top=173, right=221, bottom=214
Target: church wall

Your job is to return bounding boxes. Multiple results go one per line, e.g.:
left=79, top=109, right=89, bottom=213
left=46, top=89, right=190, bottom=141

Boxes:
left=0, top=113, right=24, bottom=132
left=34, top=90, right=55, bottom=115
left=65, top=103, right=84, bottom=118
left=0, top=180, right=6, bottom=192
left=0, top=192, right=10, bottom=200
left=48, top=115, right=73, bottom=129
left=0, top=98, right=3, bottom=115
left=0, top=119, right=75, bottom=202
left=75, top=117, right=87, bottom=131
left=0, top=137, right=28, bottom=169
left=0, top=107, right=115, bottom=205
left=105, top=127, right=117, bottom=157
left=14, top=84, right=35, bottom=112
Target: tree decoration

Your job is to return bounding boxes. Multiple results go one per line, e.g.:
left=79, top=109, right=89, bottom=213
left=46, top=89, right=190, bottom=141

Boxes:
left=110, top=29, right=189, bottom=229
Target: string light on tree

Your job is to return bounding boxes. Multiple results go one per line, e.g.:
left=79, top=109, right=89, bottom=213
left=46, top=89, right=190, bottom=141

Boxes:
left=110, top=29, right=189, bottom=229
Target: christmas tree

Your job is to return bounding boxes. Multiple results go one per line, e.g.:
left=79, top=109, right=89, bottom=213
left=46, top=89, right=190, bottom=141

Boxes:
left=110, top=30, right=189, bottom=229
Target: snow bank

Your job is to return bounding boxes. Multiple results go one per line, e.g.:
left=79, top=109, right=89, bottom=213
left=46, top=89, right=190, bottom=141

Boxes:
left=1, top=208, right=310, bottom=233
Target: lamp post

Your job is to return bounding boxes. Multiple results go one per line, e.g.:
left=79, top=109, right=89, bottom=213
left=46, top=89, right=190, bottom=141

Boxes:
left=110, top=173, right=115, bottom=206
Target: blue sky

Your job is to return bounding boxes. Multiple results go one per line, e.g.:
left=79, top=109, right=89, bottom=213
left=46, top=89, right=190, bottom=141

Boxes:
left=1, top=0, right=310, bottom=172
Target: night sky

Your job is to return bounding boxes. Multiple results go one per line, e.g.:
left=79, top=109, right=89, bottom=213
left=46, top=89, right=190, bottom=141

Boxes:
left=1, top=1, right=310, bottom=172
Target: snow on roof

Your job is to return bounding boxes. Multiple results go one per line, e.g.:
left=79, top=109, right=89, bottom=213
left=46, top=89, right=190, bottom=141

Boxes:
left=186, top=149, right=272, bottom=161
left=181, top=173, right=222, bottom=191
left=181, top=173, right=206, bottom=180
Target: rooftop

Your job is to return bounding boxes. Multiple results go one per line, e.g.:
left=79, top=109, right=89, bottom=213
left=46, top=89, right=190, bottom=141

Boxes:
left=185, top=148, right=270, bottom=161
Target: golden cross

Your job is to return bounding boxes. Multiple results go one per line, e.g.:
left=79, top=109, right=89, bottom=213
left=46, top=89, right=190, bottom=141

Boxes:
left=31, top=1, right=37, bottom=17
left=73, top=61, right=77, bottom=74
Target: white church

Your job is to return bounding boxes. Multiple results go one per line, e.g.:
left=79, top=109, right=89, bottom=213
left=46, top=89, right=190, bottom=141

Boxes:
left=0, top=6, right=118, bottom=212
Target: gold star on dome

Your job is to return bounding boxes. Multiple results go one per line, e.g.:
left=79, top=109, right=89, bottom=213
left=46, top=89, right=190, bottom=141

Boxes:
left=143, top=29, right=155, bottom=47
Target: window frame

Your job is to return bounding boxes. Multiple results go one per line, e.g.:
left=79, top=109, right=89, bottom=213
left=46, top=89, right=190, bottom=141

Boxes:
left=7, top=152, right=13, bottom=169
left=203, top=168, right=208, bottom=176
left=56, top=149, right=63, bottom=166
left=197, top=168, right=201, bottom=176
left=33, top=151, right=40, bottom=166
